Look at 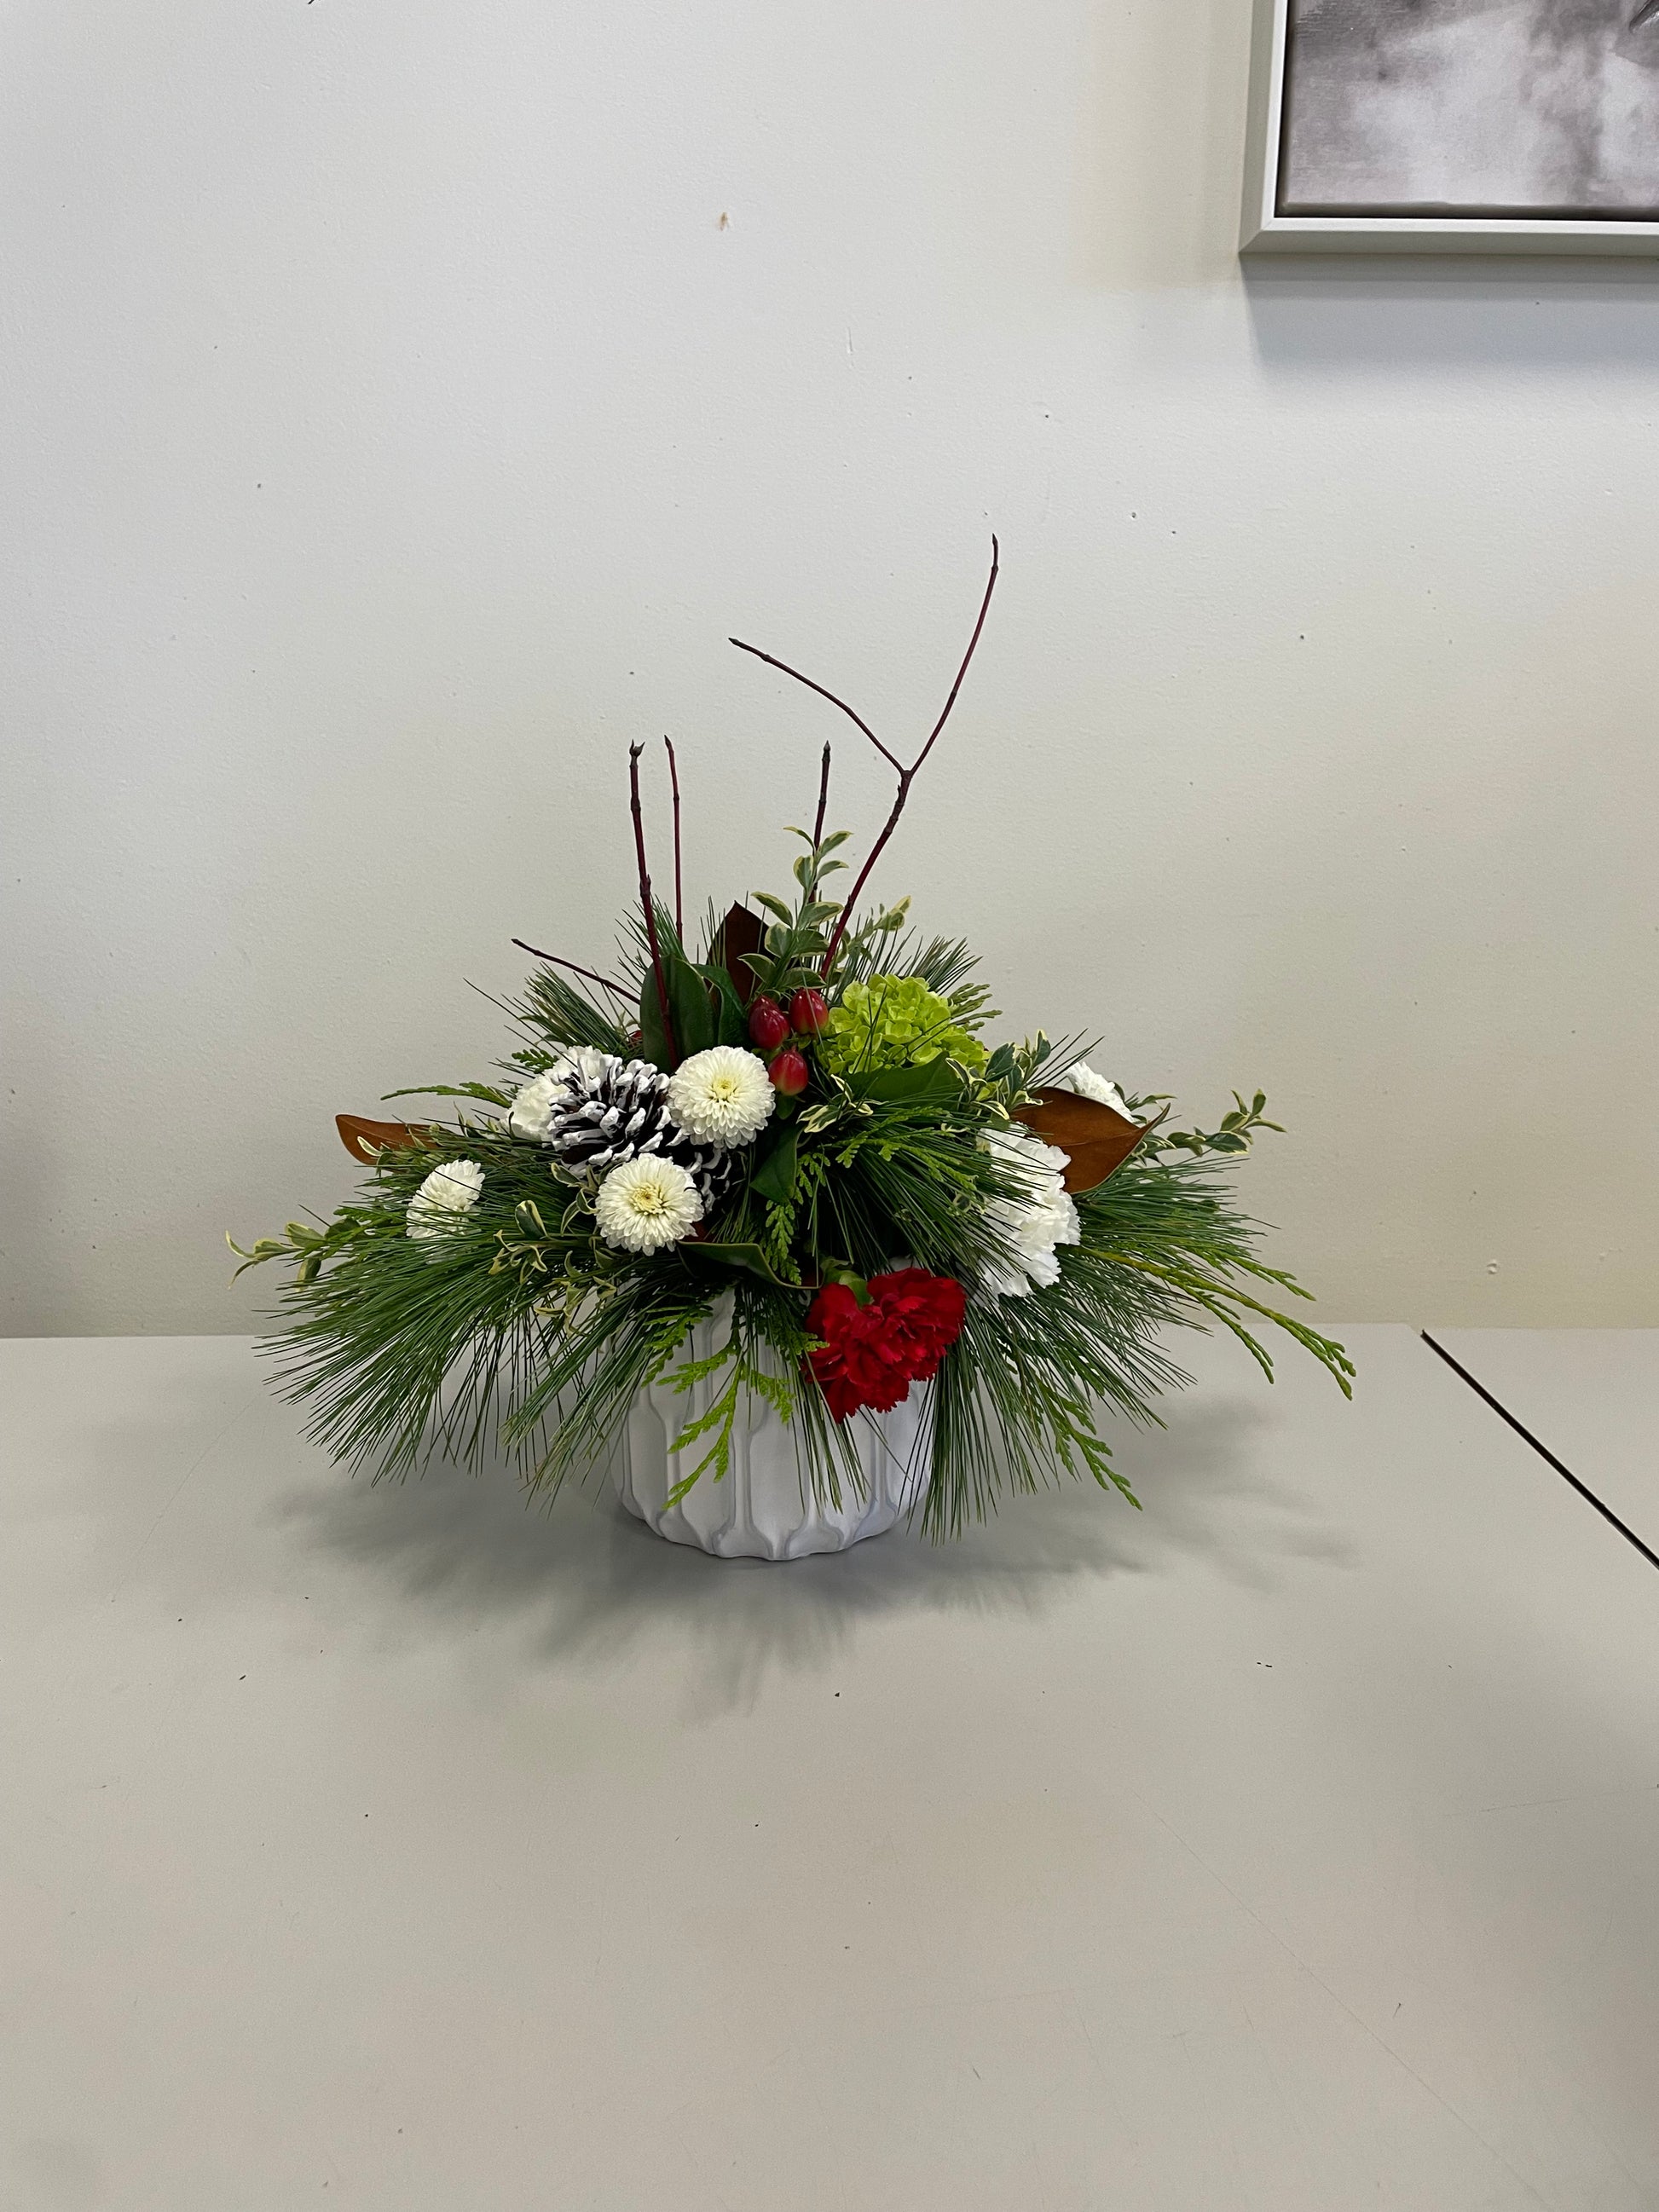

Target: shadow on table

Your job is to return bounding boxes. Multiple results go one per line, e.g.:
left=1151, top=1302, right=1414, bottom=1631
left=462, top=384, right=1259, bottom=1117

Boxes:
left=282, top=1388, right=1353, bottom=1715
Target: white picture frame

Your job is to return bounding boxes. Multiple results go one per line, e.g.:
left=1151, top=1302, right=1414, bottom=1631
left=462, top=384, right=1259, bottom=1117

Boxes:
left=1240, top=0, right=1659, bottom=257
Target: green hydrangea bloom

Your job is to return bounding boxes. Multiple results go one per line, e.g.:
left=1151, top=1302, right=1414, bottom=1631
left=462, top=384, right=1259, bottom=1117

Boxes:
left=819, top=975, right=989, bottom=1076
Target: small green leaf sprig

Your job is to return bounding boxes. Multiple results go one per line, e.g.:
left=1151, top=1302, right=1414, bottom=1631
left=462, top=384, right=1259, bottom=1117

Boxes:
left=1149, top=1089, right=1285, bottom=1160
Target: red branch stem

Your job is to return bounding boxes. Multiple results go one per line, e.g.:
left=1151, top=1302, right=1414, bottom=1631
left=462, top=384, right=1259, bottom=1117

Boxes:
left=511, top=941, right=633, bottom=1001
left=663, top=735, right=684, bottom=938
left=628, top=742, right=678, bottom=1063
left=811, top=741, right=832, bottom=848
left=726, top=638, right=905, bottom=772
left=814, top=536, right=999, bottom=976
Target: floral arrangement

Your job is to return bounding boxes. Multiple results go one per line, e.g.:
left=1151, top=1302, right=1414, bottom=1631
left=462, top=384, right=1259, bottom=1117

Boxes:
left=234, top=545, right=1350, bottom=1538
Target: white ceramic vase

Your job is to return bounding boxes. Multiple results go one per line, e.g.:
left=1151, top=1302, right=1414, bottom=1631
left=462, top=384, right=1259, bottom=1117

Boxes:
left=613, top=1298, right=930, bottom=1561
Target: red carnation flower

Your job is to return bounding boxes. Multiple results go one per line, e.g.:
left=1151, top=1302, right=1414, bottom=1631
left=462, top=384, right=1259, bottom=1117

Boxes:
left=805, top=1269, right=967, bottom=1424
left=867, top=1268, right=966, bottom=1384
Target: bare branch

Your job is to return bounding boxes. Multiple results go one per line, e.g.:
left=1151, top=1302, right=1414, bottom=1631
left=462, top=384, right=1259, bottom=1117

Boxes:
left=817, top=537, right=1001, bottom=975
left=511, top=941, right=633, bottom=1001
left=663, top=735, right=684, bottom=938
left=911, top=533, right=999, bottom=777
left=628, top=742, right=677, bottom=1063
left=728, top=637, right=905, bottom=772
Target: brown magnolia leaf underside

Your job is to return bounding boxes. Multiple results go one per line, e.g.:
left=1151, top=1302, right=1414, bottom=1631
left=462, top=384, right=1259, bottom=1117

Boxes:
left=336, top=1113, right=429, bottom=1164
left=714, top=902, right=766, bottom=1007
left=1012, top=1088, right=1161, bottom=1193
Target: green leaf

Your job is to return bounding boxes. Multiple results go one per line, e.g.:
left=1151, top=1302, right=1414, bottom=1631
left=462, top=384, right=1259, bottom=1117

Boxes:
left=665, top=947, right=715, bottom=1059
left=697, top=962, right=749, bottom=1048
left=1206, top=1131, right=1250, bottom=1153
left=678, top=1240, right=796, bottom=1287
left=754, top=892, right=795, bottom=925
left=749, top=1124, right=800, bottom=1205
left=847, top=1060, right=966, bottom=1104
left=638, top=970, right=673, bottom=1070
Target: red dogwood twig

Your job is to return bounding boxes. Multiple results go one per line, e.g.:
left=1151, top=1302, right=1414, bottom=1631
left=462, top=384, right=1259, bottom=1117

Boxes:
left=730, top=538, right=999, bottom=977
left=511, top=941, right=633, bottom=1001
left=663, top=735, right=684, bottom=939
left=628, top=742, right=678, bottom=1063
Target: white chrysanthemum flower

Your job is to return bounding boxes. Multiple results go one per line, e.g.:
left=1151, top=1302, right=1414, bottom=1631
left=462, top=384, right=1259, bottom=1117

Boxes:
left=508, top=1048, right=621, bottom=1141
left=407, top=1158, right=485, bottom=1241
left=592, top=1155, right=703, bottom=1253
left=980, top=1125, right=1080, bottom=1299
left=665, top=1046, right=776, bottom=1150
left=1055, top=1060, right=1137, bottom=1120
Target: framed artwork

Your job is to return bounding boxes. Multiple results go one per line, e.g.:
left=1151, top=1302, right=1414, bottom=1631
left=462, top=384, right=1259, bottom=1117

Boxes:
left=1241, top=0, right=1659, bottom=254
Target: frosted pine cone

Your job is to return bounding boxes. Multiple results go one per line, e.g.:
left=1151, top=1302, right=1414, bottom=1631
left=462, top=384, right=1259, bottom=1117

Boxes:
left=510, top=1052, right=739, bottom=1210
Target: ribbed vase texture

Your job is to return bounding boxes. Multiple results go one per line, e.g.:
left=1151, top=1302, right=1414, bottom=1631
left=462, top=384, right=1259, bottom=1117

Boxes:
left=614, top=1301, right=929, bottom=1560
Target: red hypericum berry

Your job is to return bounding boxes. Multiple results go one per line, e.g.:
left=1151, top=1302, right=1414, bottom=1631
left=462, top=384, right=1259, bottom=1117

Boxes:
left=789, top=987, right=830, bottom=1037
left=768, top=1047, right=810, bottom=1096
left=748, top=996, right=790, bottom=1052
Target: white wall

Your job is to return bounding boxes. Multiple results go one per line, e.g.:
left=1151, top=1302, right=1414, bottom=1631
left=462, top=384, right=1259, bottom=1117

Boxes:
left=5, top=0, right=1657, bottom=1337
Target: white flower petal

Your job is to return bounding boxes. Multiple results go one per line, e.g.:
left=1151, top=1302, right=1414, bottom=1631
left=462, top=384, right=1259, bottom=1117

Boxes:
left=1055, top=1060, right=1137, bottom=1121
left=665, top=1047, right=776, bottom=1150
left=981, top=1125, right=1076, bottom=1298
left=407, top=1158, right=484, bottom=1241
left=592, top=1155, right=703, bottom=1254
left=507, top=1071, right=559, bottom=1142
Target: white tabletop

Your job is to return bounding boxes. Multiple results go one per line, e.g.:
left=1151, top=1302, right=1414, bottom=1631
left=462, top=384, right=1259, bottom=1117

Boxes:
left=3, top=1327, right=1658, bottom=2212
left=1431, top=1327, right=1659, bottom=1564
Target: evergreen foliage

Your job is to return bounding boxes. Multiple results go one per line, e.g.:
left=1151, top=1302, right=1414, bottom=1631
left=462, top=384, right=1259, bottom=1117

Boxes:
left=233, top=546, right=1351, bottom=1535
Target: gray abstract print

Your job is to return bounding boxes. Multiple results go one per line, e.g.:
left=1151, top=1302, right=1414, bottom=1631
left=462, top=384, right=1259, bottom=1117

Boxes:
left=1280, top=0, right=1659, bottom=215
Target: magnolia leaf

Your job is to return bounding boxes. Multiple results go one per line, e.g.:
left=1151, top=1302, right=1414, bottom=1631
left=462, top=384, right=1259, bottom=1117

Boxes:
left=679, top=1239, right=795, bottom=1287
left=637, top=969, right=674, bottom=1070
left=749, top=1124, right=800, bottom=1205
left=847, top=1060, right=965, bottom=1105
left=337, top=1113, right=428, bottom=1163
left=713, top=904, right=766, bottom=1006
left=664, top=945, right=716, bottom=1060
left=1013, top=1089, right=1154, bottom=1193
left=697, top=961, right=749, bottom=1047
